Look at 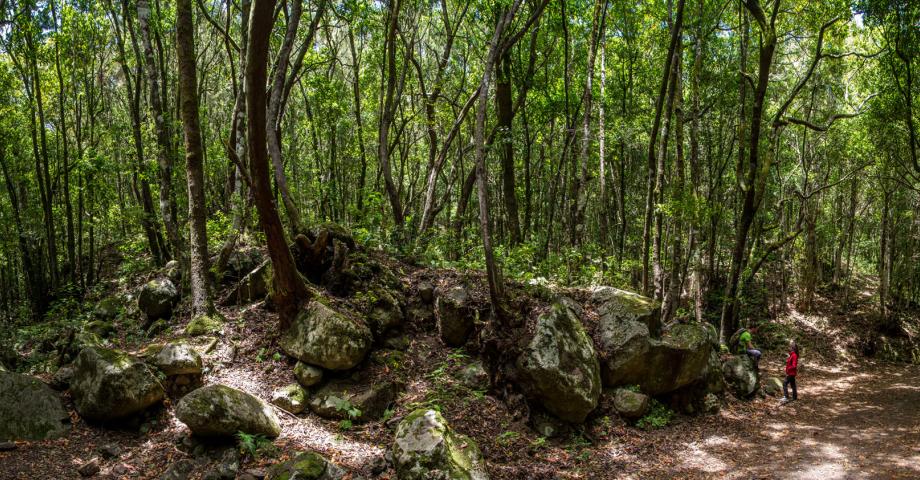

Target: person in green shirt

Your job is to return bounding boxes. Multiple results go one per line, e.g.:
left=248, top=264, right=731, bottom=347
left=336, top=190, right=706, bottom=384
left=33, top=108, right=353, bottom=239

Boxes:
left=738, top=327, right=762, bottom=367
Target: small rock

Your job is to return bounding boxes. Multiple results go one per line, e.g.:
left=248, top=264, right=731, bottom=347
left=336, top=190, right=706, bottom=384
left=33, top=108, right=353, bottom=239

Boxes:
left=382, top=335, right=410, bottom=351
left=368, top=455, right=388, bottom=475
left=0, top=441, right=17, bottom=451
left=50, top=364, right=76, bottom=391
left=185, top=314, right=225, bottom=337
left=417, top=282, right=434, bottom=304
left=112, top=463, right=131, bottom=475
left=763, top=376, right=784, bottom=396
left=612, top=388, right=650, bottom=419
left=703, top=393, right=720, bottom=414
left=97, top=443, right=121, bottom=459
left=203, top=449, right=240, bottom=480
left=78, top=458, right=101, bottom=477
left=160, top=459, right=198, bottom=480
left=308, top=380, right=399, bottom=422
left=146, top=319, right=169, bottom=337
left=435, top=286, right=475, bottom=347
left=457, top=361, right=489, bottom=390
left=266, top=451, right=345, bottom=480
left=271, top=384, right=307, bottom=414
left=138, top=278, right=179, bottom=324
left=244, top=467, right=267, bottom=479
left=293, top=362, right=323, bottom=388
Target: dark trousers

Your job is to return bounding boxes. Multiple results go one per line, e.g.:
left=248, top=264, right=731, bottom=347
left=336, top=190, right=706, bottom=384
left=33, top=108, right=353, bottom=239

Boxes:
left=783, top=375, right=797, bottom=400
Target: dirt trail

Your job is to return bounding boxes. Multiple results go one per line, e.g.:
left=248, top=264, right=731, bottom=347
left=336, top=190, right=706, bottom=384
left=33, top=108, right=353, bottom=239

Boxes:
left=630, top=359, right=920, bottom=479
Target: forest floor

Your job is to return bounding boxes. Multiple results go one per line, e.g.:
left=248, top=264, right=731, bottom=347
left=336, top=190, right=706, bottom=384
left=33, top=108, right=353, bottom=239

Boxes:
left=2, top=261, right=919, bottom=479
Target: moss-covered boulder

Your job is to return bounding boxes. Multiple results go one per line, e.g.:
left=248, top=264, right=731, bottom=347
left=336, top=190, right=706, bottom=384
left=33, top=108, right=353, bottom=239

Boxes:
left=592, top=288, right=656, bottom=387
left=435, top=286, right=475, bottom=347
left=591, top=286, right=661, bottom=338
left=266, top=451, right=345, bottom=480
left=612, top=388, right=649, bottom=420
left=139, top=277, right=180, bottom=323
left=639, top=323, right=712, bottom=395
left=226, top=261, right=272, bottom=305
left=175, top=384, right=281, bottom=438
left=516, top=299, right=601, bottom=423
left=70, top=347, right=165, bottom=420
left=722, top=355, right=759, bottom=398
left=94, top=296, right=122, bottom=321
left=271, top=384, right=307, bottom=414
left=84, top=320, right=116, bottom=338
left=279, top=301, right=372, bottom=371
left=392, top=409, right=488, bottom=480
left=0, top=372, right=70, bottom=441
left=293, top=361, right=323, bottom=388
left=307, top=379, right=399, bottom=422
left=147, top=342, right=203, bottom=376
left=184, top=314, right=225, bottom=336
left=366, top=288, right=404, bottom=337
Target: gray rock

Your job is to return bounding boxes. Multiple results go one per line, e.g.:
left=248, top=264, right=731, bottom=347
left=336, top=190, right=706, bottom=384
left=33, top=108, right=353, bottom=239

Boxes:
left=417, top=282, right=434, bottom=304
left=293, top=362, right=323, bottom=388
left=164, top=260, right=182, bottom=285
left=703, top=393, right=720, bottom=414
left=638, top=323, right=712, bottom=395
left=185, top=314, right=225, bottom=337
left=160, top=459, right=198, bottom=480
left=226, top=261, right=272, bottom=305
left=271, top=384, right=307, bottom=414
left=266, top=451, right=344, bottom=480
left=138, top=278, right=180, bottom=323
left=50, top=364, right=75, bottom=390
left=457, top=361, right=489, bottom=390
left=763, top=376, right=784, bottom=396
left=279, top=301, right=372, bottom=371
left=722, top=355, right=760, bottom=398
left=148, top=342, right=203, bottom=376
left=0, top=441, right=17, bottom=451
left=366, top=288, right=404, bottom=337
left=84, top=320, right=116, bottom=338
left=97, top=443, right=121, bottom=459
left=70, top=347, right=165, bottom=421
left=516, top=299, right=601, bottom=423
left=591, top=286, right=661, bottom=338
left=223, top=247, right=265, bottom=283
left=392, top=409, right=488, bottom=480
left=435, top=286, right=475, bottom=347
left=308, top=380, right=398, bottom=422
left=612, top=389, right=650, bottom=419
left=175, top=385, right=281, bottom=438
left=0, top=371, right=70, bottom=441
left=78, top=457, right=101, bottom=477
left=204, top=449, right=241, bottom=480
left=94, top=296, right=122, bottom=320
left=147, top=319, right=170, bottom=337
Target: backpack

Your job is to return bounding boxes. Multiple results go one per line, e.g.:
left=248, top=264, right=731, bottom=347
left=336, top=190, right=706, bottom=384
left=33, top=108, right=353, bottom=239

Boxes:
left=729, top=328, right=748, bottom=354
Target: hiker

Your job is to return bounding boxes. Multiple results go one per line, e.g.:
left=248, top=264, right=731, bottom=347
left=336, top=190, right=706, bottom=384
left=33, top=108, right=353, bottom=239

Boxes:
left=781, top=340, right=799, bottom=404
left=738, top=327, right=762, bottom=367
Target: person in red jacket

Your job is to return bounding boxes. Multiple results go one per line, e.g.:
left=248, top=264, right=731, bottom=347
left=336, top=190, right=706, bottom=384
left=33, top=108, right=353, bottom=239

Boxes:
left=781, top=340, right=799, bottom=404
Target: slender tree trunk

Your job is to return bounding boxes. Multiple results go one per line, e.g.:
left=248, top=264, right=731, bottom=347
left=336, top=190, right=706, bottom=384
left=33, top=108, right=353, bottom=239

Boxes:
left=247, top=0, right=310, bottom=324
left=496, top=53, right=522, bottom=245
left=378, top=0, right=405, bottom=229
left=176, top=0, right=216, bottom=318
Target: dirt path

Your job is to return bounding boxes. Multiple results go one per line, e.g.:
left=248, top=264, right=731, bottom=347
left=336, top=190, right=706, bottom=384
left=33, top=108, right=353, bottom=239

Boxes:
left=630, top=359, right=920, bottom=479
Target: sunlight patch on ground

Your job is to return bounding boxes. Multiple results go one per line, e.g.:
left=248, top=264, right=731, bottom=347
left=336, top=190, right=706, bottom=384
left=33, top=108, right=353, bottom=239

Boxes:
left=677, top=441, right=728, bottom=473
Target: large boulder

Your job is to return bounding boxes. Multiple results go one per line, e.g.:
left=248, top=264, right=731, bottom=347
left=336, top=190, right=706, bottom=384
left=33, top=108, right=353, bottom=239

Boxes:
left=226, top=261, right=272, bottom=305
left=266, top=451, right=345, bottom=480
left=392, top=409, right=488, bottom=480
left=638, top=323, right=712, bottom=395
left=591, top=286, right=661, bottom=338
left=175, top=385, right=281, bottom=438
left=70, top=347, right=165, bottom=420
left=435, top=286, right=475, bottom=347
left=516, top=299, right=601, bottom=423
left=722, top=355, right=759, bottom=398
left=279, top=301, right=372, bottom=371
left=0, top=372, right=70, bottom=441
left=138, top=278, right=180, bottom=323
left=308, top=379, right=399, bottom=422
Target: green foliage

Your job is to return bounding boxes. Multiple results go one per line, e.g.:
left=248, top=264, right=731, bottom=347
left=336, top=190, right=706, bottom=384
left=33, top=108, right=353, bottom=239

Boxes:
left=636, top=399, right=674, bottom=430
left=236, top=431, right=277, bottom=459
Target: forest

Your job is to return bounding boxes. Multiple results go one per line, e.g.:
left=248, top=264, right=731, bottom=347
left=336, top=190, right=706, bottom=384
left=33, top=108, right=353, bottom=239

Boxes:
left=0, top=0, right=918, bottom=478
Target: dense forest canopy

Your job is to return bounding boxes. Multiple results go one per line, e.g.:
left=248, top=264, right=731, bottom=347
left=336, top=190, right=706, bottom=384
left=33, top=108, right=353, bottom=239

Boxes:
left=0, top=0, right=918, bottom=340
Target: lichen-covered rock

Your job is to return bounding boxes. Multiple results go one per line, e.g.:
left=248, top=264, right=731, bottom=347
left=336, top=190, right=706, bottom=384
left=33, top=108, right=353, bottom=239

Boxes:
left=175, top=385, right=281, bottom=438
left=138, top=278, right=180, bottom=323
left=0, top=372, right=70, bottom=441
left=279, top=301, right=372, bottom=371
left=392, top=409, right=488, bottom=480
left=226, top=261, right=272, bottom=305
left=591, top=286, right=661, bottom=338
left=703, top=350, right=726, bottom=395
left=703, top=393, right=720, bottom=414
left=95, top=296, right=122, bottom=320
left=293, top=362, right=323, bottom=388
left=50, top=364, right=75, bottom=390
left=223, top=247, right=265, bottom=283
left=638, top=323, right=712, bottom=395
left=457, top=361, right=489, bottom=390
left=435, top=286, right=475, bottom=347
left=763, top=376, right=784, bottom=396
left=84, top=320, right=116, bottom=338
left=70, top=347, right=165, bottom=420
left=722, top=355, right=759, bottom=398
left=516, top=299, right=601, bottom=423
left=612, top=389, right=649, bottom=420
left=308, top=380, right=398, bottom=422
left=163, top=260, right=182, bottom=285
left=271, top=384, right=307, bottom=414
left=366, top=288, right=404, bottom=337
left=185, top=314, right=225, bottom=337
left=266, top=451, right=345, bottom=480
left=148, top=342, right=203, bottom=376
